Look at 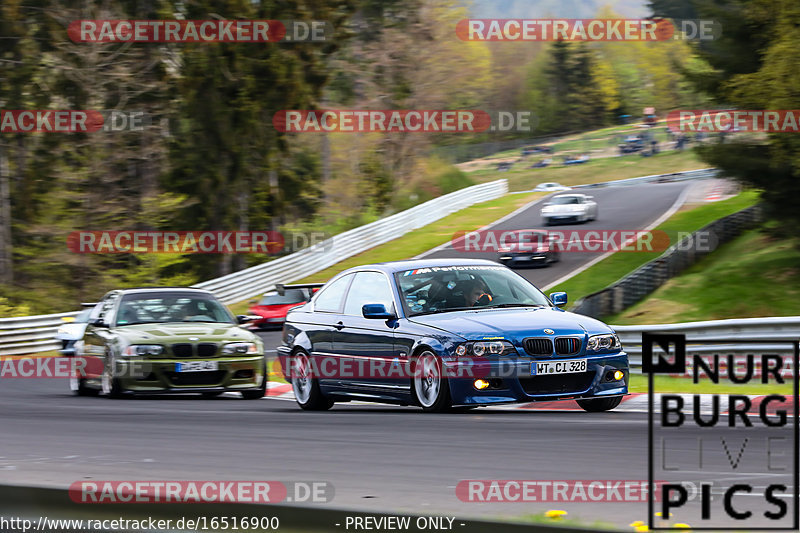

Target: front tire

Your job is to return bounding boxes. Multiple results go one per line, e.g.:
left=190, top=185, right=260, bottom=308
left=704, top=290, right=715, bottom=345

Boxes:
left=412, top=350, right=452, bottom=412
left=577, top=396, right=622, bottom=412
left=291, top=351, right=333, bottom=411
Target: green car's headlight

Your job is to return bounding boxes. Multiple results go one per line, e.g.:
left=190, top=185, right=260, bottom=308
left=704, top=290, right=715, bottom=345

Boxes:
left=221, top=342, right=258, bottom=355
left=122, top=344, right=164, bottom=357
left=455, top=340, right=516, bottom=356
left=587, top=334, right=621, bottom=352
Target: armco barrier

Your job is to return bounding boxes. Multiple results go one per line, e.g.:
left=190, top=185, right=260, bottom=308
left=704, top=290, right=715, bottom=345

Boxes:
left=192, top=179, right=508, bottom=303
left=0, top=180, right=506, bottom=356
left=0, top=167, right=722, bottom=356
left=0, top=312, right=79, bottom=357
left=0, top=484, right=615, bottom=533
left=612, top=316, right=800, bottom=371
left=571, top=204, right=761, bottom=319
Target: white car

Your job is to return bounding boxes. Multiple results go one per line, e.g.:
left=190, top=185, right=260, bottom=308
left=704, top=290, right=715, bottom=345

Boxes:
left=541, top=194, right=598, bottom=225
left=533, top=182, right=571, bottom=192
left=56, top=304, right=96, bottom=356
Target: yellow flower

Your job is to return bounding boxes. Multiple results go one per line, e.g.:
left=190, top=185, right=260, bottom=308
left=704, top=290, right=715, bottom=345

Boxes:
left=629, top=521, right=645, bottom=527
left=673, top=524, right=691, bottom=529
left=634, top=526, right=649, bottom=532
left=544, top=510, right=567, bottom=519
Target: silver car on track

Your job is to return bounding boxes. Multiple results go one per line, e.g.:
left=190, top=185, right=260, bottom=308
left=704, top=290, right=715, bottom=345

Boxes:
left=541, top=194, right=598, bottom=225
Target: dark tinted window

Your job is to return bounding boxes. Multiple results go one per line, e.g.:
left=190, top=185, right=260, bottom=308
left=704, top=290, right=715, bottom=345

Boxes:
left=259, top=289, right=307, bottom=305
left=115, top=292, right=234, bottom=326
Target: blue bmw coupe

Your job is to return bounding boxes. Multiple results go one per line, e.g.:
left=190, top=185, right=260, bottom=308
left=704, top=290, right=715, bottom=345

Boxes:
left=278, top=259, right=628, bottom=412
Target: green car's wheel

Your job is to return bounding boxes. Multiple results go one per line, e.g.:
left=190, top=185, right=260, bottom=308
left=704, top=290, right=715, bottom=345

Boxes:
left=241, top=361, right=268, bottom=400
left=412, top=350, right=452, bottom=413
left=291, top=351, right=333, bottom=410
left=102, top=353, right=126, bottom=399
left=577, top=396, right=622, bottom=412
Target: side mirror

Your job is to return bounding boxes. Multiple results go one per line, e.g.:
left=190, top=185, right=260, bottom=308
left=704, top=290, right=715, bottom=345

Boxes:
left=362, top=303, right=396, bottom=320
left=89, top=318, right=107, bottom=328
left=237, top=315, right=254, bottom=324
left=549, top=292, right=568, bottom=308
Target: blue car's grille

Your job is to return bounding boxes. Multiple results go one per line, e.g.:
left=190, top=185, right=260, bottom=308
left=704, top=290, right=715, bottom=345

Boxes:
left=555, top=337, right=581, bottom=355
left=523, top=338, right=553, bottom=356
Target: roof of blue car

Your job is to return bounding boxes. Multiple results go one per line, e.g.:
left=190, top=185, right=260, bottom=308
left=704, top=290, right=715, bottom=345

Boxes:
left=351, top=258, right=500, bottom=274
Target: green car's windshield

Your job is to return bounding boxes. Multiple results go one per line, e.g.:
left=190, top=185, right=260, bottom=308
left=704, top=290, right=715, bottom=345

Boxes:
left=115, top=292, right=235, bottom=326
left=397, top=265, right=551, bottom=316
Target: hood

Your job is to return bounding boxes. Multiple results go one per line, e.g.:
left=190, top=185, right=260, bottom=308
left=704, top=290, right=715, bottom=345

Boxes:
left=113, top=322, right=258, bottom=344
left=56, top=322, right=88, bottom=339
left=408, top=307, right=613, bottom=340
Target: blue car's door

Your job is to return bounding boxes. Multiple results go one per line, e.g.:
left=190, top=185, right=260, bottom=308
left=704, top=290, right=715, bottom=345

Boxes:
left=303, top=273, right=353, bottom=390
left=331, top=270, right=403, bottom=396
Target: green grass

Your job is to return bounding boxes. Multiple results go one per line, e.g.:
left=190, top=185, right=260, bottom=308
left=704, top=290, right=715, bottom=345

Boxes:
left=629, top=373, right=795, bottom=395
left=467, top=149, right=705, bottom=192
left=610, top=228, right=800, bottom=325
left=550, top=190, right=761, bottom=306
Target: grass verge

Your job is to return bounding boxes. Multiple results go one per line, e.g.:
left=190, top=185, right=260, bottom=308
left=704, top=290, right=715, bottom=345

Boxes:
left=549, top=190, right=760, bottom=307
left=610, top=228, right=800, bottom=324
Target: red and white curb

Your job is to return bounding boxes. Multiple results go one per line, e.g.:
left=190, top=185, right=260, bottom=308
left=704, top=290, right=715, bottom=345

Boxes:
left=258, top=386, right=796, bottom=414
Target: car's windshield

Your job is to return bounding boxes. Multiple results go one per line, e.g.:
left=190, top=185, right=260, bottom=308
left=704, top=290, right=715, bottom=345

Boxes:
left=258, top=289, right=306, bottom=305
left=397, top=265, right=551, bottom=316
left=551, top=196, right=581, bottom=205
left=115, top=292, right=235, bottom=326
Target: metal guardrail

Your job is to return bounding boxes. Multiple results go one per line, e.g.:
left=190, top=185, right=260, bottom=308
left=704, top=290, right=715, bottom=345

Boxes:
left=0, top=167, right=732, bottom=357
left=571, top=204, right=762, bottom=319
left=192, top=179, right=508, bottom=303
left=597, top=167, right=718, bottom=187
left=0, top=180, right=507, bottom=356
left=0, top=312, right=79, bottom=356
left=612, top=316, right=800, bottom=371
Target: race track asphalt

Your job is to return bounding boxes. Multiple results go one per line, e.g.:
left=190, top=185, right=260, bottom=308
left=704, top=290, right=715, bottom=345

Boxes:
left=0, top=378, right=794, bottom=529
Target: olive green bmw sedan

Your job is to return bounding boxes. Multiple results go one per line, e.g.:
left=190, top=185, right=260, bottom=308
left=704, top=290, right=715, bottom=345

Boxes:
left=70, top=288, right=267, bottom=399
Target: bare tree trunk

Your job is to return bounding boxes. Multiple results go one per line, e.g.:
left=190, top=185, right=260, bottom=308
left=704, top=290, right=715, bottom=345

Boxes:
left=0, top=142, right=13, bottom=284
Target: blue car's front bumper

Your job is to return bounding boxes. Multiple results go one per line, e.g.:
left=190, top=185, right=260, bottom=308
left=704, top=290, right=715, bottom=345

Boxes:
left=444, top=352, right=629, bottom=406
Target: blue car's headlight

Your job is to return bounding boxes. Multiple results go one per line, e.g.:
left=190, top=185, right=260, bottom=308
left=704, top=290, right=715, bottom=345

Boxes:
left=587, top=334, right=621, bottom=352
left=455, top=340, right=516, bottom=356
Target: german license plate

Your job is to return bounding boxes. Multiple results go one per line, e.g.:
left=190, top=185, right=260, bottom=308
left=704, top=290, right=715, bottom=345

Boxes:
left=176, top=361, right=218, bottom=372
left=531, top=359, right=586, bottom=375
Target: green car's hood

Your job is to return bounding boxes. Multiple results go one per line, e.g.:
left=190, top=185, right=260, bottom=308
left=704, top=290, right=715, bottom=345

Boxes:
left=113, top=322, right=258, bottom=344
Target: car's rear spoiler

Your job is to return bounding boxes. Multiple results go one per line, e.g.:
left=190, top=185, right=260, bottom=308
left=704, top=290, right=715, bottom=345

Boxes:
left=274, top=283, right=325, bottom=296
